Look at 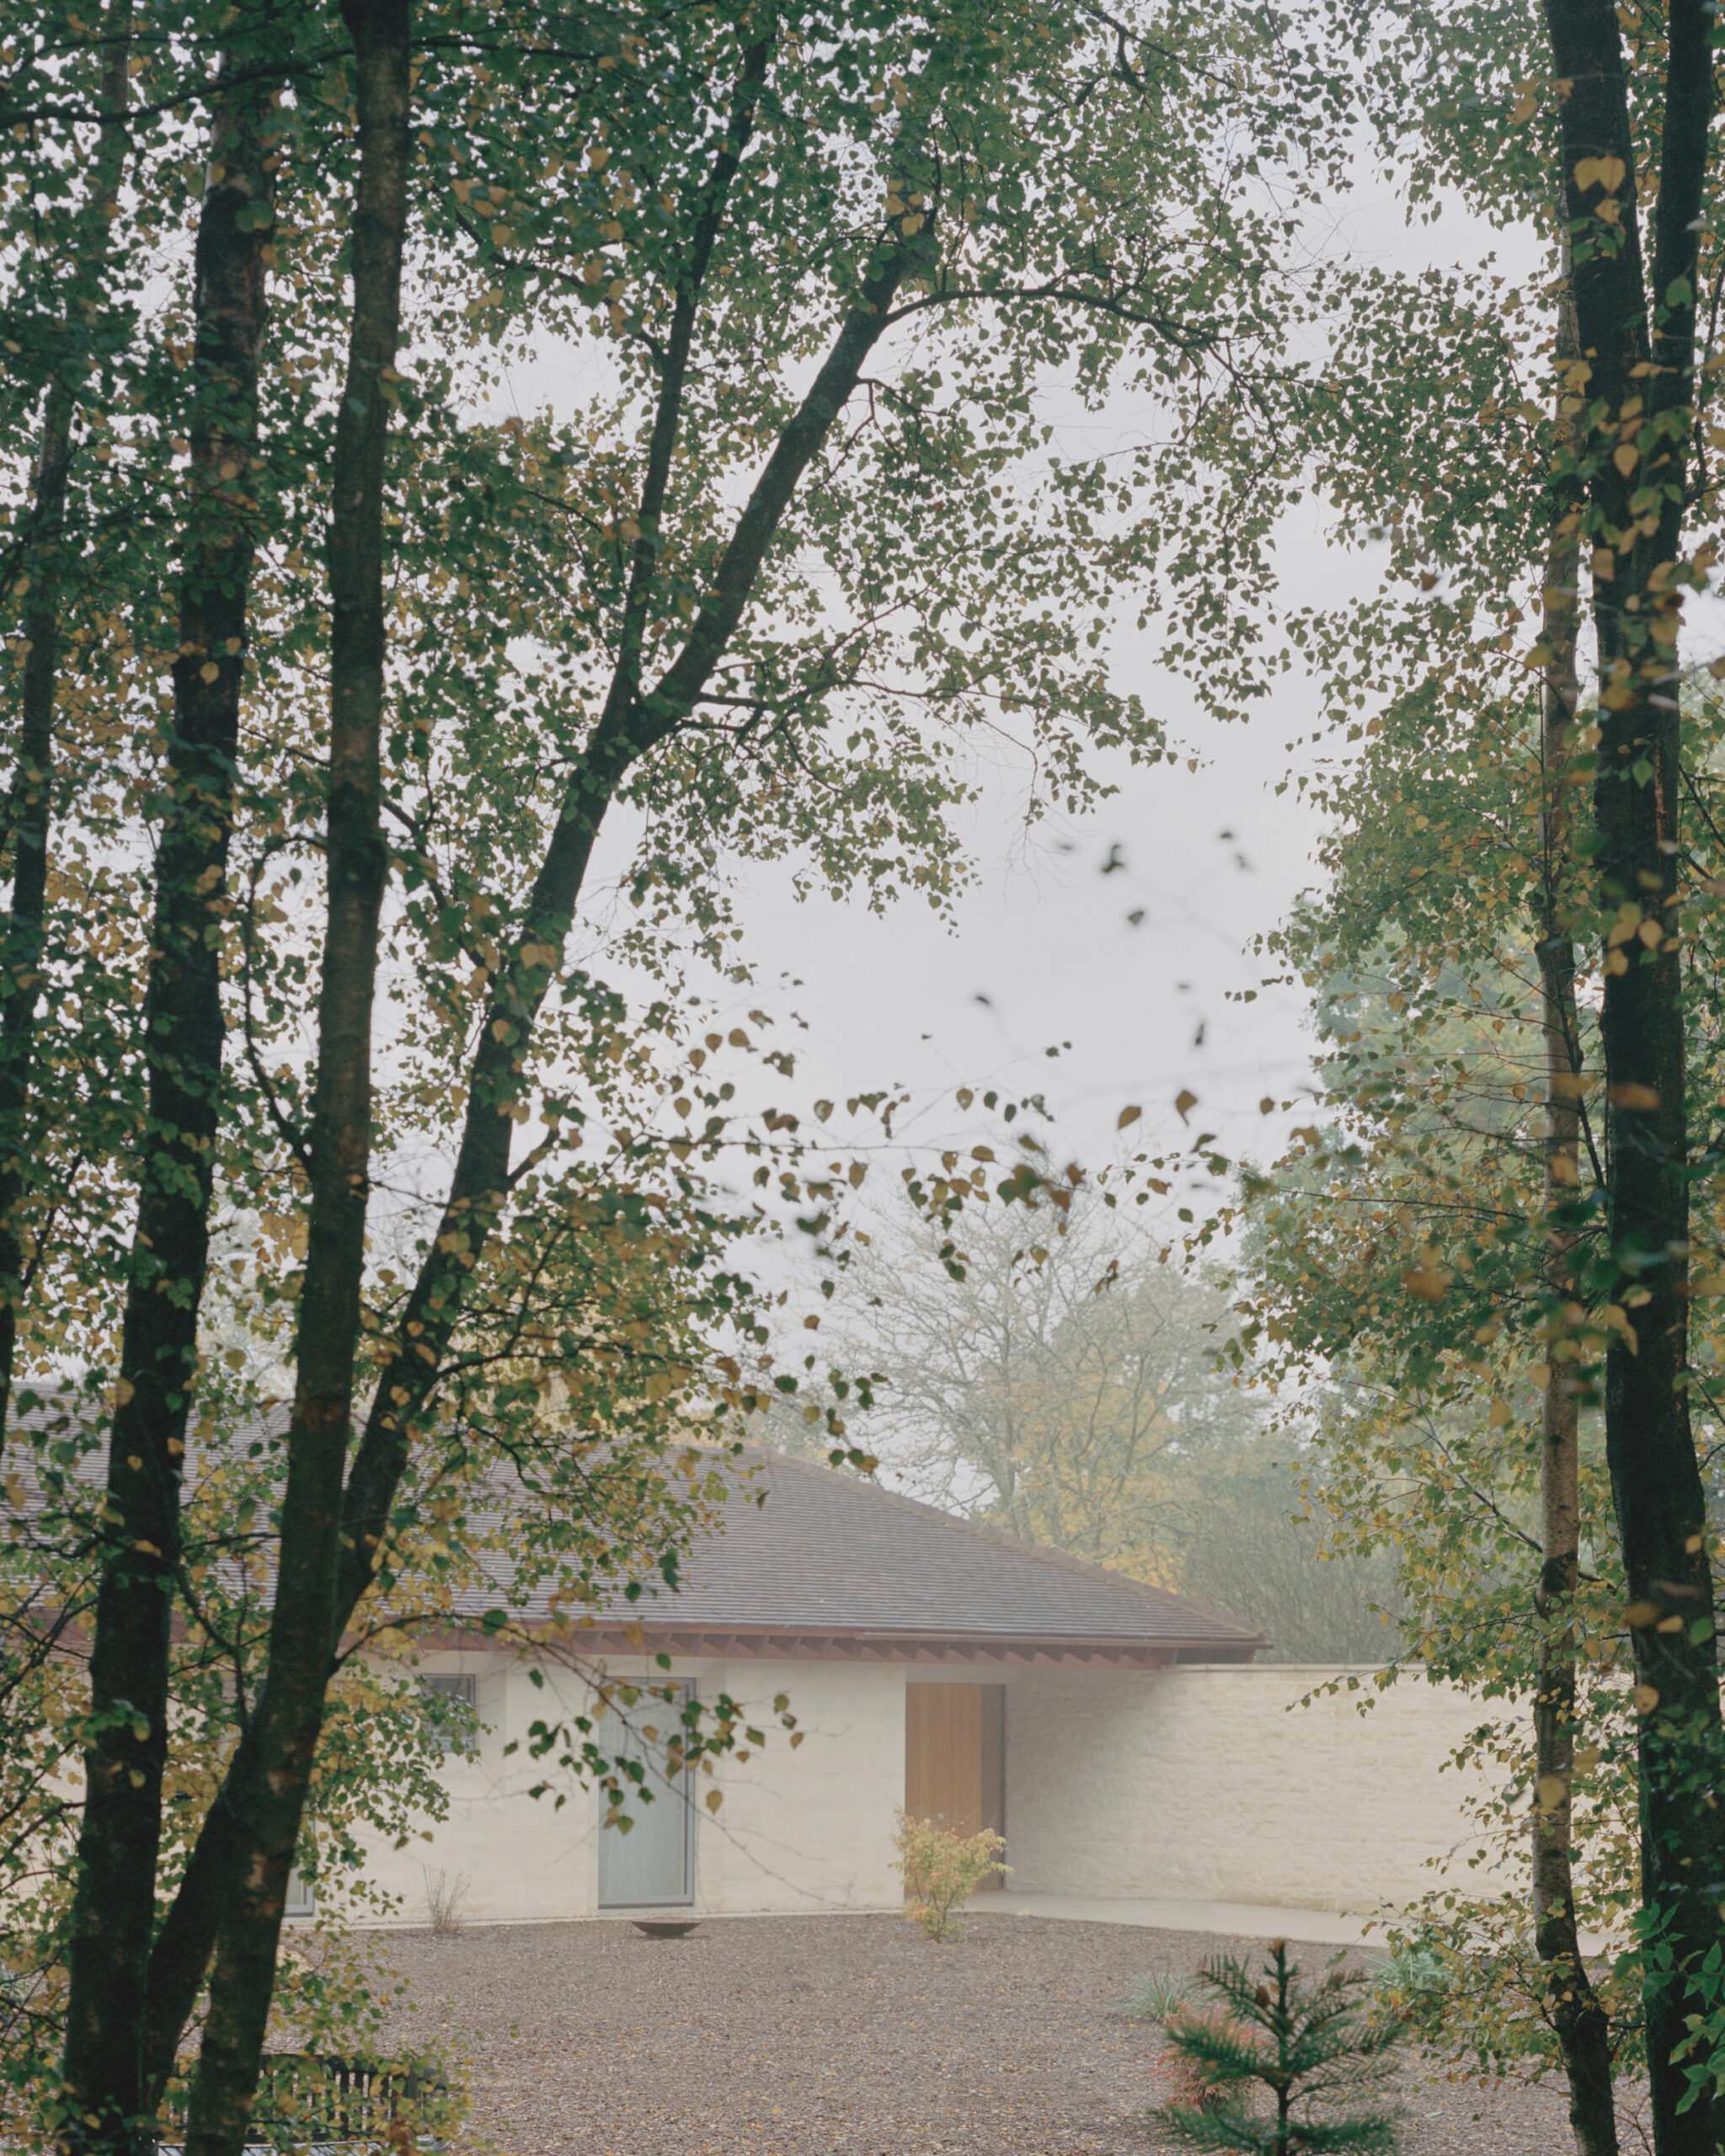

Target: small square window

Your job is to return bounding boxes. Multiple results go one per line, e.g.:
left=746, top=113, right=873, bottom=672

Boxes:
left=420, top=1673, right=478, bottom=1756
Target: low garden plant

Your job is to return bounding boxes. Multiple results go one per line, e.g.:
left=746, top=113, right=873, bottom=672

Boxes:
left=1148, top=1940, right=1403, bottom=2156
left=889, top=1812, right=1008, bottom=1943
left=1117, top=1969, right=1194, bottom=2023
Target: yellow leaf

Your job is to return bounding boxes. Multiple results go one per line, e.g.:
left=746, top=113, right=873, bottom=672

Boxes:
left=1173, top=1089, right=1198, bottom=1123
left=1574, top=154, right=1627, bottom=193
left=1117, top=1104, right=1142, bottom=1129
left=1633, top=1683, right=1660, bottom=1715
left=1509, top=89, right=1537, bottom=124
left=1534, top=1774, right=1567, bottom=1812
left=1625, top=1599, right=1661, bottom=1627
left=1487, top=1400, right=1512, bottom=1427
left=1612, top=443, right=1639, bottom=477
left=1609, top=1081, right=1661, bottom=1109
left=199, top=662, right=220, bottom=684
left=1401, top=1267, right=1451, bottom=1302
left=705, top=1788, right=723, bottom=1812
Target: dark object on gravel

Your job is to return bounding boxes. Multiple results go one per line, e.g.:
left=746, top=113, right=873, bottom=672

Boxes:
left=628, top=1918, right=702, bottom=1939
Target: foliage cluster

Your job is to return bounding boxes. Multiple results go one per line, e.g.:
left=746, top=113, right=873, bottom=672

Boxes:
left=889, top=1810, right=1008, bottom=1942
left=0, top=1, right=1412, bottom=2141
left=1149, top=1941, right=1402, bottom=2156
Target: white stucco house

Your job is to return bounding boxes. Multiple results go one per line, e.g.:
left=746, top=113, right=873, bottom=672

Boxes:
left=344, top=1452, right=1502, bottom=1927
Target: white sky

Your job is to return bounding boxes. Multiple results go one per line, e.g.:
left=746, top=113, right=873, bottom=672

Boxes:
left=450, top=162, right=1554, bottom=1288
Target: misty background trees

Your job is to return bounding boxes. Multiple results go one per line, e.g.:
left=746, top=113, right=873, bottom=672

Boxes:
left=774, top=1188, right=1404, bottom=1666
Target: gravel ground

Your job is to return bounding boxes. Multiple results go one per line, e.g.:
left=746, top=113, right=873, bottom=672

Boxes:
left=368, top=1912, right=1644, bottom=2155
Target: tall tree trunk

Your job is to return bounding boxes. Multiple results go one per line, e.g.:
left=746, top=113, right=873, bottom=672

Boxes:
left=1539, top=0, right=1725, bottom=2146
left=139, top=99, right=932, bottom=2085
left=57, top=45, right=279, bottom=2156
left=329, top=207, right=925, bottom=1625
left=1532, top=255, right=1619, bottom=2156
left=180, top=6, right=409, bottom=2148
left=0, top=14, right=131, bottom=1437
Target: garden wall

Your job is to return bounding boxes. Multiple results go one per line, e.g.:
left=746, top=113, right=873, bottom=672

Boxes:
left=1004, top=1662, right=1503, bottom=1914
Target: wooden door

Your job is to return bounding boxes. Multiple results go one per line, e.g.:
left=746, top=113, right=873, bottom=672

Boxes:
left=905, top=1684, right=1006, bottom=1885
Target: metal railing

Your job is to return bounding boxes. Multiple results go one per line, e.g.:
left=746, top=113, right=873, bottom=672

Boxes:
left=155, top=2053, right=451, bottom=2151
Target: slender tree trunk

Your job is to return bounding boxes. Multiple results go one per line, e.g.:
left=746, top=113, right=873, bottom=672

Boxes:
left=57, top=47, right=279, bottom=2156
left=180, top=7, right=409, bottom=2148
left=329, top=216, right=926, bottom=1624
left=1538, top=1, right=1725, bottom=2146
left=1531, top=256, right=1619, bottom=2156
left=140, top=111, right=931, bottom=2083
left=0, top=16, right=131, bottom=1437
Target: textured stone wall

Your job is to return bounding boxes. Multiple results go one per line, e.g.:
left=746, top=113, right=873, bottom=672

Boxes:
left=348, top=1650, right=601, bottom=1928
left=1004, top=1663, right=1503, bottom=1913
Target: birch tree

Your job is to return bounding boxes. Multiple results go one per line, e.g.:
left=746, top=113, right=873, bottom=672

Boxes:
left=0, top=3, right=1348, bottom=2149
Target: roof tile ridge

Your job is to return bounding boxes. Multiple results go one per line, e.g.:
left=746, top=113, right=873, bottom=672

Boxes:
left=745, top=1445, right=1263, bottom=1644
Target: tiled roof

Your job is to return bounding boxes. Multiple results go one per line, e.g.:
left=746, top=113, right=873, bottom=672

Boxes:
left=590, top=1449, right=1263, bottom=1652
left=4, top=1401, right=1261, bottom=1657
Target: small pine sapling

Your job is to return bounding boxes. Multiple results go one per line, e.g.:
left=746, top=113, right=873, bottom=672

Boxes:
left=1150, top=1940, right=1402, bottom=2155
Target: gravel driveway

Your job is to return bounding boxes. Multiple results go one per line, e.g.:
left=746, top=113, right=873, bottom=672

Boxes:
left=370, top=1912, right=1639, bottom=2155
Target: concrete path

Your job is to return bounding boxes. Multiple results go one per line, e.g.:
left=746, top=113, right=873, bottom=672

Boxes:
left=974, top=1892, right=1381, bottom=1945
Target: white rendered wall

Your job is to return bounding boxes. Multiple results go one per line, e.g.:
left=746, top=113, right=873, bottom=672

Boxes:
left=1003, top=1663, right=1503, bottom=1914
left=337, top=1654, right=1503, bottom=1928
left=340, top=1651, right=908, bottom=1927
left=347, top=1649, right=603, bottom=1926
left=694, top=1659, right=905, bottom=1913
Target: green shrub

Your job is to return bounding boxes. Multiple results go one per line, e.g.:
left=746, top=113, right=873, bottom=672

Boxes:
left=1116, top=1968, right=1194, bottom=2023
left=889, top=1811, right=1008, bottom=1942
left=1149, top=1940, right=1403, bottom=2156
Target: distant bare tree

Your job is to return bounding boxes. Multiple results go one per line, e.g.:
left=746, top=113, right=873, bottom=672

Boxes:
left=1170, top=1440, right=1404, bottom=1665
left=798, top=1192, right=1254, bottom=1575
left=783, top=1190, right=1402, bottom=1662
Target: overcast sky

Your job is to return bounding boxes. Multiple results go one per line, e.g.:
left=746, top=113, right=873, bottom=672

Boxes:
left=479, top=178, right=1543, bottom=1253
